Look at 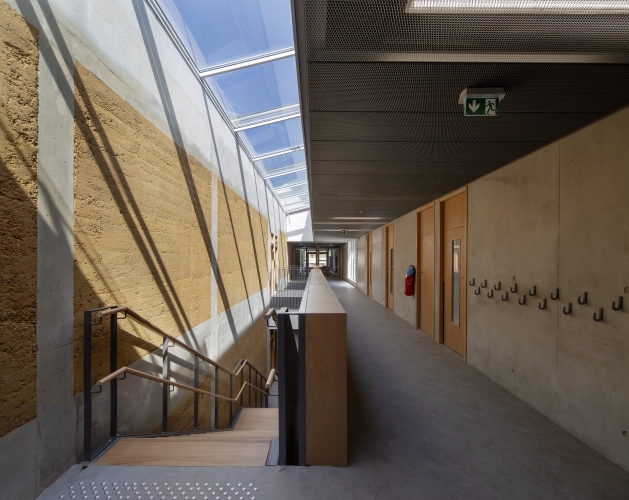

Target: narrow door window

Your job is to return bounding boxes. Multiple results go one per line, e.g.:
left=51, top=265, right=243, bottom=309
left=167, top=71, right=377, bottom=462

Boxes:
left=451, top=239, right=461, bottom=324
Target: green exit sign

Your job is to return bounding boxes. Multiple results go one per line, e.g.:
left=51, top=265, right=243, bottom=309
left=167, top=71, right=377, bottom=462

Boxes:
left=341, top=229, right=348, bottom=234
left=464, top=97, right=499, bottom=116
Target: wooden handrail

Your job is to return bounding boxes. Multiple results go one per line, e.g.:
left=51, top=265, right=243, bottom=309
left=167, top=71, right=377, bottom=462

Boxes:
left=97, top=306, right=266, bottom=380
left=96, top=367, right=269, bottom=401
left=265, top=369, right=277, bottom=390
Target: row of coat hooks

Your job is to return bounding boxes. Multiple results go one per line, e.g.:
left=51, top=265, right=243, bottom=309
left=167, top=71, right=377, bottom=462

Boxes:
left=469, top=278, right=624, bottom=323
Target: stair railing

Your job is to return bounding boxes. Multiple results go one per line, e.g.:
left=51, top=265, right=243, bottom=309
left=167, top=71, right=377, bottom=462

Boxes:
left=83, top=305, right=270, bottom=462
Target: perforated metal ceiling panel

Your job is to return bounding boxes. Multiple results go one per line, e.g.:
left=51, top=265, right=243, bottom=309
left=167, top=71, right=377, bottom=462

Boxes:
left=292, top=0, right=629, bottom=240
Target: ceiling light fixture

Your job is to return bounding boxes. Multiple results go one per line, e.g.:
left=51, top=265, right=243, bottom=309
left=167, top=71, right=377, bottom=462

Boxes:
left=406, top=1, right=629, bottom=14
left=331, top=217, right=384, bottom=220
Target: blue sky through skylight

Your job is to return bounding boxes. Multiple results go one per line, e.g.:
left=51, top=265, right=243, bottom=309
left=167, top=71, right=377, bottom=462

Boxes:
left=156, top=0, right=309, bottom=213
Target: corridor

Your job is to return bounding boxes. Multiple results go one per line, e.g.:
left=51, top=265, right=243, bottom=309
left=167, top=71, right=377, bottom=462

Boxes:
left=39, top=278, right=629, bottom=500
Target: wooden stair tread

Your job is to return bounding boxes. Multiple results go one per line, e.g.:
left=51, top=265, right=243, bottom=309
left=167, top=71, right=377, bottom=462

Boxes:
left=96, top=438, right=271, bottom=467
left=95, top=409, right=279, bottom=467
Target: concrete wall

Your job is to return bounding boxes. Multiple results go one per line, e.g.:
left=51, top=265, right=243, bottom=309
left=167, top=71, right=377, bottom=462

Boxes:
left=467, top=106, right=629, bottom=472
left=353, top=106, right=629, bottom=473
left=356, top=235, right=366, bottom=290
left=370, top=227, right=385, bottom=305
left=393, top=211, right=416, bottom=327
left=0, top=0, right=287, bottom=497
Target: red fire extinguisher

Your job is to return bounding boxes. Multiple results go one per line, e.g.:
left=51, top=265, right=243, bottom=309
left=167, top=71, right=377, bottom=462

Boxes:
left=405, top=265, right=415, bottom=296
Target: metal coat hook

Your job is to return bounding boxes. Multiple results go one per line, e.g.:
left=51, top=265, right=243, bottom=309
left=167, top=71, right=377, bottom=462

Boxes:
left=538, top=299, right=547, bottom=310
left=494, top=282, right=501, bottom=290
left=474, top=288, right=481, bottom=295
left=480, top=280, right=488, bottom=288
left=518, top=295, right=527, bottom=305
left=501, top=292, right=509, bottom=301
left=510, top=283, right=518, bottom=293
left=528, top=286, right=537, bottom=296
left=577, top=292, right=588, bottom=305
left=612, top=296, right=623, bottom=311
left=550, top=289, right=559, bottom=300
left=563, top=302, right=572, bottom=315
left=469, top=278, right=475, bottom=286
left=593, top=308, right=604, bottom=322
left=487, top=290, right=494, bottom=298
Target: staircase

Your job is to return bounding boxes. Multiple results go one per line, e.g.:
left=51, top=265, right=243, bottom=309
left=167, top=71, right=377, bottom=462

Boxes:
left=95, top=408, right=278, bottom=467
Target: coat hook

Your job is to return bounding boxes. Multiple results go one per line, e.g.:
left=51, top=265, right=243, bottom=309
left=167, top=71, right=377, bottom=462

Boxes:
left=480, top=280, right=487, bottom=288
left=577, top=292, right=588, bottom=305
left=593, top=308, right=604, bottom=322
left=487, top=290, right=494, bottom=298
left=494, top=282, right=501, bottom=290
left=538, top=299, right=547, bottom=310
left=474, top=288, right=481, bottom=295
left=518, top=295, right=527, bottom=305
left=563, top=302, right=572, bottom=315
left=501, top=292, right=509, bottom=301
left=550, top=289, right=559, bottom=300
left=528, top=286, right=537, bottom=296
left=469, top=278, right=475, bottom=286
left=510, top=283, right=518, bottom=293
left=612, top=296, right=623, bottom=311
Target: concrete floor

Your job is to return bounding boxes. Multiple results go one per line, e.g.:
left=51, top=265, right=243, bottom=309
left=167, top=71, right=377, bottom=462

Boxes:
left=38, top=279, right=629, bottom=499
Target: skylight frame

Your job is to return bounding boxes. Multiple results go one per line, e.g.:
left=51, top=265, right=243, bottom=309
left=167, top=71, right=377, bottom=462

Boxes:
left=150, top=0, right=310, bottom=215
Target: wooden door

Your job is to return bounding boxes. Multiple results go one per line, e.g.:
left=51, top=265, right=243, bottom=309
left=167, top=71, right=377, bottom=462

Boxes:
left=366, top=233, right=372, bottom=296
left=386, top=224, right=394, bottom=310
left=442, top=192, right=467, bottom=356
left=417, top=207, right=434, bottom=335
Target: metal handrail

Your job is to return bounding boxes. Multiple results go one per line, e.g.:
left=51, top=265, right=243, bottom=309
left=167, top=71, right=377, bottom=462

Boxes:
left=83, top=305, right=273, bottom=462
left=96, top=366, right=271, bottom=401
left=97, top=306, right=266, bottom=380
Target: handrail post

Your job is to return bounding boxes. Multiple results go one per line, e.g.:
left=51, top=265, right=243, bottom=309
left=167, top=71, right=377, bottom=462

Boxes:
left=83, top=311, right=92, bottom=462
left=212, top=366, right=218, bottom=430
left=240, top=369, right=243, bottom=407
left=162, top=336, right=169, bottom=433
left=110, top=313, right=118, bottom=439
left=194, top=356, right=199, bottom=431
left=248, top=365, right=252, bottom=407
left=229, top=375, right=233, bottom=425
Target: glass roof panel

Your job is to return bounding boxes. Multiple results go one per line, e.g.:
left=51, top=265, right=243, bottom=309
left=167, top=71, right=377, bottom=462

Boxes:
left=286, top=202, right=310, bottom=213
left=239, top=117, right=303, bottom=158
left=208, top=57, right=299, bottom=120
left=269, top=169, right=308, bottom=189
left=158, top=0, right=294, bottom=69
left=258, top=149, right=306, bottom=172
left=276, top=182, right=309, bottom=199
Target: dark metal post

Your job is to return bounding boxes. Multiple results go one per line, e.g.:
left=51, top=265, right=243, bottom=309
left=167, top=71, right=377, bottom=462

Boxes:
left=240, top=369, right=243, bottom=407
left=110, top=313, right=118, bottom=438
left=162, top=337, right=169, bottom=433
left=83, top=311, right=93, bottom=462
left=248, top=366, right=252, bottom=407
left=213, top=366, right=218, bottom=430
left=193, top=356, right=199, bottom=431
left=229, top=374, right=233, bottom=424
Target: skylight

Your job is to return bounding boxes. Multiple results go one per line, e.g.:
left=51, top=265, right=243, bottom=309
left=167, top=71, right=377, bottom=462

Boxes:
left=156, top=0, right=309, bottom=214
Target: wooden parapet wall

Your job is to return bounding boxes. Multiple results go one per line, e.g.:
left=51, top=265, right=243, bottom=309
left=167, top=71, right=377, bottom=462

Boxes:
left=302, top=268, right=347, bottom=467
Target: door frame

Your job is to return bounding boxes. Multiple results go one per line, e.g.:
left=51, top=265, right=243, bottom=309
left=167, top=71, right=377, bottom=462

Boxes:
left=415, top=202, right=434, bottom=334
left=366, top=233, right=372, bottom=296
left=439, top=187, right=468, bottom=359
left=385, top=223, right=395, bottom=310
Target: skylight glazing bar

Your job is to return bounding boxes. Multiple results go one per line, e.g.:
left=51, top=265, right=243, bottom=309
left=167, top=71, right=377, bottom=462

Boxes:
left=252, top=145, right=305, bottom=161
left=263, top=164, right=307, bottom=179
left=199, top=48, right=296, bottom=78
left=275, top=180, right=309, bottom=194
left=406, top=0, right=629, bottom=14
left=232, top=104, right=301, bottom=132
